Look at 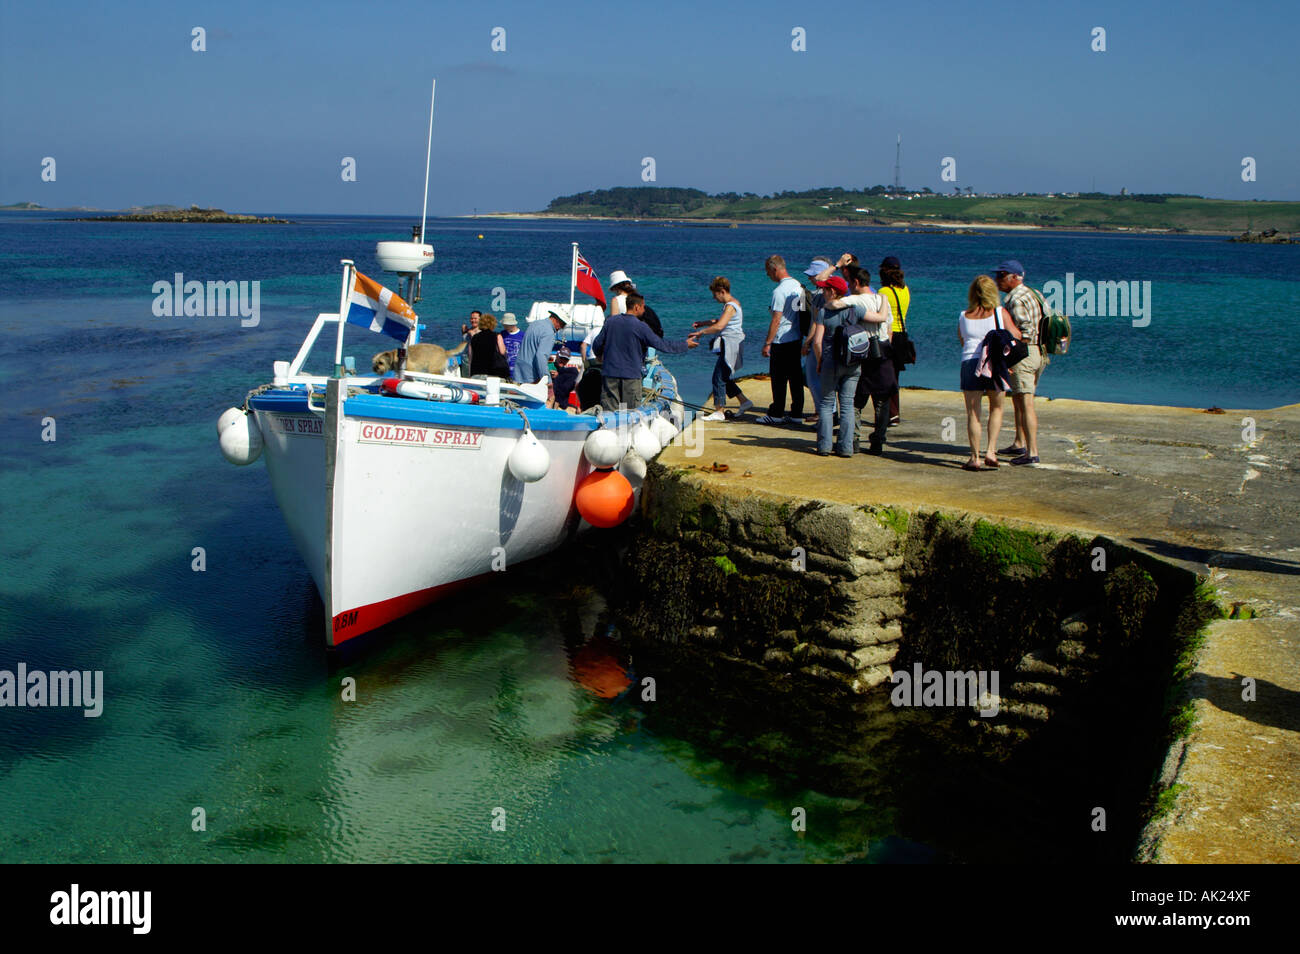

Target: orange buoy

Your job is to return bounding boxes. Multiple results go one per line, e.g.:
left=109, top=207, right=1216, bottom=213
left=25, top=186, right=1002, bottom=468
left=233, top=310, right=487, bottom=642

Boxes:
left=571, top=636, right=632, bottom=699
left=575, top=468, right=635, bottom=528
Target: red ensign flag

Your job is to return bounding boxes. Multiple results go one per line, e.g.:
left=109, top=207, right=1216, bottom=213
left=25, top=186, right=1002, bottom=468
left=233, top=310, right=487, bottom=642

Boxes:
left=575, top=251, right=606, bottom=307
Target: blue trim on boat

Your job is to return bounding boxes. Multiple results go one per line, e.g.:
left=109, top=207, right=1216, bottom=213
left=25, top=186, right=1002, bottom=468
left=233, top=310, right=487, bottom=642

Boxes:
left=247, top=380, right=677, bottom=433
left=249, top=390, right=313, bottom=413
left=345, top=393, right=601, bottom=431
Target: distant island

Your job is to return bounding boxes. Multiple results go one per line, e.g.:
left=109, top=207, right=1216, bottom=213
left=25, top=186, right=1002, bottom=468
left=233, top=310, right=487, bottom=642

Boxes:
left=74, top=205, right=289, bottom=224
left=1, top=202, right=288, bottom=223
left=482, top=186, right=1300, bottom=236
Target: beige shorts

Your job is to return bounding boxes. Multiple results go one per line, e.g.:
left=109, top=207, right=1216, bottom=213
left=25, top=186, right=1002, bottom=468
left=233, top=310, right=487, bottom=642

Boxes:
left=1010, top=346, right=1047, bottom=395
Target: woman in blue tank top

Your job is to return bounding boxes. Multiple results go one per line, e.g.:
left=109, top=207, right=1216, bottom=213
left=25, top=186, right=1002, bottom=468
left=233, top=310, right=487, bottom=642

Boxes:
left=689, top=276, right=754, bottom=421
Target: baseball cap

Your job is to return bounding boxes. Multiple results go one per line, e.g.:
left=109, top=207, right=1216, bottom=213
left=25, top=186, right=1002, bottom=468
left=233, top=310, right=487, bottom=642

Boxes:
left=992, top=260, right=1025, bottom=277
left=880, top=256, right=902, bottom=270
left=501, top=312, right=518, bottom=326
left=804, top=258, right=834, bottom=277
left=816, top=276, right=849, bottom=293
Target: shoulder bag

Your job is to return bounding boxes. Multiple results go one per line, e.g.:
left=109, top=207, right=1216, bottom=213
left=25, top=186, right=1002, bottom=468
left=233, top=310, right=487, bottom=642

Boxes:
left=886, top=287, right=917, bottom=367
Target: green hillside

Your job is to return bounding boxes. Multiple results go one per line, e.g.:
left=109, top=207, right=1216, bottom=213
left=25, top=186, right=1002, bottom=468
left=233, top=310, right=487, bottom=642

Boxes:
left=542, top=187, right=1300, bottom=234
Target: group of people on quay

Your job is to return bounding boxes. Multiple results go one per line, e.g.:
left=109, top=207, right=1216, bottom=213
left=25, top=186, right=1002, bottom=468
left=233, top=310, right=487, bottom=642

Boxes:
left=459, top=254, right=1058, bottom=469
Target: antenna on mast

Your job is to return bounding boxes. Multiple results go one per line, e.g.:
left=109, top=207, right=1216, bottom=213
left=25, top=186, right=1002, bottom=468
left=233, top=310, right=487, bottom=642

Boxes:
left=894, top=134, right=901, bottom=192
left=375, top=79, right=437, bottom=310
left=420, top=79, right=436, bottom=245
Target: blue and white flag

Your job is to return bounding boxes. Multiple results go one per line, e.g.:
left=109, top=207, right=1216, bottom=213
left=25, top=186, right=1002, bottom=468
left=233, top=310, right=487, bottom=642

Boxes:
left=346, top=270, right=417, bottom=341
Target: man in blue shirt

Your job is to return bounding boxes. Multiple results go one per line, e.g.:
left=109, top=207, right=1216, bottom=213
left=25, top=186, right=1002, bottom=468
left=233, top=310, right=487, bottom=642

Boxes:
left=514, top=310, right=567, bottom=384
left=592, top=292, right=696, bottom=411
left=757, top=255, right=806, bottom=425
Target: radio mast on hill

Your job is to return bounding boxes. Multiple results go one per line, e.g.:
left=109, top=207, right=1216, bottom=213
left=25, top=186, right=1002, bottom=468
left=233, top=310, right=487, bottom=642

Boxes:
left=894, top=135, right=902, bottom=191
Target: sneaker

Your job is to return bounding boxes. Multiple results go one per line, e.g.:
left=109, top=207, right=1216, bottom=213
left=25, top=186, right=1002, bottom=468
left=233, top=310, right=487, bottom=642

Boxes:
left=736, top=399, right=754, bottom=415
left=783, top=416, right=802, bottom=425
left=889, top=416, right=901, bottom=427
left=834, top=450, right=853, bottom=458
left=1010, top=454, right=1040, bottom=466
left=701, top=411, right=726, bottom=422
left=756, top=414, right=783, bottom=425
left=1000, top=445, right=1026, bottom=457
left=866, top=443, right=884, bottom=456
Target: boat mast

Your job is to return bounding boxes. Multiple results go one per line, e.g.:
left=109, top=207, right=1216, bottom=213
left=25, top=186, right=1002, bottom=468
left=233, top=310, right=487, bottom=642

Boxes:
left=334, top=259, right=354, bottom=377
left=569, top=242, right=578, bottom=314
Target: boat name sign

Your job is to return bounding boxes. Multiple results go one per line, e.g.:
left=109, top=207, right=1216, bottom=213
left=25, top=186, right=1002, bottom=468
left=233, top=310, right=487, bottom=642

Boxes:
left=266, top=414, right=324, bottom=436
left=357, top=422, right=483, bottom=449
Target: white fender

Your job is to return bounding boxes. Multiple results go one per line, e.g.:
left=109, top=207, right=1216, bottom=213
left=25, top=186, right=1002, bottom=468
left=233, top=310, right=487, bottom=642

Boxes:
left=583, top=427, right=625, bottom=468
left=630, top=422, right=662, bottom=462
left=618, top=446, right=647, bottom=489
left=219, top=409, right=263, bottom=466
left=649, top=415, right=677, bottom=448
left=508, top=426, right=550, bottom=482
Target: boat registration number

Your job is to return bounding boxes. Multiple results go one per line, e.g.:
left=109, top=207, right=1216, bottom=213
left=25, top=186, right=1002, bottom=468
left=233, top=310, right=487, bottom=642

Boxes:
left=357, top=422, right=483, bottom=449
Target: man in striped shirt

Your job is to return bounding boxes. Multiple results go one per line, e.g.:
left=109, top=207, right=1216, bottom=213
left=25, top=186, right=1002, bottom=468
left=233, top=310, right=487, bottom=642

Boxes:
left=994, top=260, right=1046, bottom=465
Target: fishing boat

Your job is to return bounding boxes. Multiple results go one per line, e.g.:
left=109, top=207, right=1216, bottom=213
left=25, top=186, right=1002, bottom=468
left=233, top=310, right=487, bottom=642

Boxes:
left=215, top=81, right=686, bottom=648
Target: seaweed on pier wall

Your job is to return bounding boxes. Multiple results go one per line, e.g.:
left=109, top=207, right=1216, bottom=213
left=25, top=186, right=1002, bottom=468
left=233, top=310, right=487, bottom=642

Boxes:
left=898, top=512, right=1079, bottom=673
left=615, top=534, right=813, bottom=658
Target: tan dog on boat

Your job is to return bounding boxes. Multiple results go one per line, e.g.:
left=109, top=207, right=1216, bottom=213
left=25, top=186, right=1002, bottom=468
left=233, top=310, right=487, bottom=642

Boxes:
left=371, top=342, right=467, bottom=375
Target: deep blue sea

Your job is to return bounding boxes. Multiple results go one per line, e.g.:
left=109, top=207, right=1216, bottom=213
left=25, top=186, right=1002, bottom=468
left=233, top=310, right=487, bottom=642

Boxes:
left=0, top=212, right=1296, bottom=862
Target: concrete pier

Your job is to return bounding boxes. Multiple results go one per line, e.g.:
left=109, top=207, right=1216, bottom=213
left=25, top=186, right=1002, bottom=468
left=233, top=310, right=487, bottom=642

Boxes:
left=648, top=378, right=1300, bottom=863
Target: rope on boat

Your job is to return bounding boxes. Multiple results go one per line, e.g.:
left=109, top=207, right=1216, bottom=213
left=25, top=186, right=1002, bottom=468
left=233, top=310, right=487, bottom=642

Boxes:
left=242, top=383, right=275, bottom=412
left=639, top=383, right=712, bottom=417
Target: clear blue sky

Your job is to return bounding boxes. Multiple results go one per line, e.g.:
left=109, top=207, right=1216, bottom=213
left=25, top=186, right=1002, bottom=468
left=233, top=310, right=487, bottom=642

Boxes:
left=2, top=0, right=1297, bottom=213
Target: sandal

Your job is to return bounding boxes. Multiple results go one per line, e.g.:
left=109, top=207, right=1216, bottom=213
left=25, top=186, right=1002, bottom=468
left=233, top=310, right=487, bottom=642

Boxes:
left=984, top=457, right=1000, bottom=468
left=961, top=461, right=983, bottom=471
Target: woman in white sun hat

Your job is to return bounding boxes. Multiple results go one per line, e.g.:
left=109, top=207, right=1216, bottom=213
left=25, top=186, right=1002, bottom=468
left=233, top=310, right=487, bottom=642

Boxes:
left=608, top=270, right=635, bottom=315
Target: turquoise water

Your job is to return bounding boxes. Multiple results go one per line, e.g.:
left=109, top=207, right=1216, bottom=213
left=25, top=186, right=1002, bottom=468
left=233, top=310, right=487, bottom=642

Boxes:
left=0, top=213, right=1296, bottom=863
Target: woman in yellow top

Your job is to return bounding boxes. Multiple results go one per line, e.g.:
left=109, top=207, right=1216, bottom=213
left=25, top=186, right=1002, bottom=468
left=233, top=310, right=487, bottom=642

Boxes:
left=878, top=256, right=911, bottom=426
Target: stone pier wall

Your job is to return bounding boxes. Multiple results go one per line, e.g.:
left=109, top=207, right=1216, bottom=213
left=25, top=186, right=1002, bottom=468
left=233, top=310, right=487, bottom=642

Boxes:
left=600, top=460, right=1222, bottom=859
left=618, top=464, right=911, bottom=694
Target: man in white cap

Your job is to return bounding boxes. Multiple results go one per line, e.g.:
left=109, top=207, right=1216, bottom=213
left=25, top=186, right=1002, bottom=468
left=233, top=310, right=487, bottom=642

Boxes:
left=514, top=309, right=568, bottom=384
left=500, top=312, right=525, bottom=380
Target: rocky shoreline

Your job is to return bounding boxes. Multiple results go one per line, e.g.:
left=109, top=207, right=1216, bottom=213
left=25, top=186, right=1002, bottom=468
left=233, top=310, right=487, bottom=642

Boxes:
left=1227, top=228, right=1295, bottom=243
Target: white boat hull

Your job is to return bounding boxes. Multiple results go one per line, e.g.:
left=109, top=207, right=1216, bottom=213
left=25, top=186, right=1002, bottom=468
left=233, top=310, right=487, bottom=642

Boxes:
left=250, top=369, right=679, bottom=648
